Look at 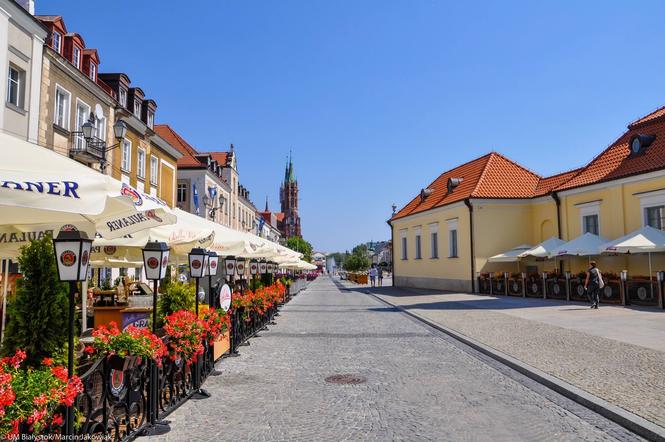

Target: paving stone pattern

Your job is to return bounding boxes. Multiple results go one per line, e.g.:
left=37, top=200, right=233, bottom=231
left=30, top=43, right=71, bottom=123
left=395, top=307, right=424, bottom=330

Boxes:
left=368, top=285, right=665, bottom=430
left=144, top=277, right=634, bottom=441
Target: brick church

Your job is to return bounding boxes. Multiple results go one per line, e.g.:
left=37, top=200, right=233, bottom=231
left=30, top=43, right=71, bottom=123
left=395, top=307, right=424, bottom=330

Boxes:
left=258, top=153, right=302, bottom=241
left=278, top=153, right=301, bottom=238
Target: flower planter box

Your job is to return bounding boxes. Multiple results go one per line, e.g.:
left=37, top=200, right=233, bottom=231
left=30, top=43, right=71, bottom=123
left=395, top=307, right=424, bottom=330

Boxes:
left=491, top=276, right=506, bottom=296
left=626, top=278, right=658, bottom=306
left=546, top=278, right=567, bottom=300
left=108, top=354, right=140, bottom=371
left=507, top=277, right=523, bottom=296
left=477, top=276, right=491, bottom=294
left=600, top=279, right=622, bottom=304
left=525, top=276, right=543, bottom=298
left=569, top=278, right=588, bottom=301
left=213, top=329, right=230, bottom=360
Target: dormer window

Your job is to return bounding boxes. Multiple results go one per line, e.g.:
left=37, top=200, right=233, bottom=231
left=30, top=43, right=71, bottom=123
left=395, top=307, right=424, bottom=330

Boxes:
left=89, top=62, right=96, bottom=81
left=119, top=88, right=127, bottom=107
left=133, top=101, right=141, bottom=118
left=73, top=46, right=81, bottom=69
left=447, top=177, right=463, bottom=193
left=630, top=134, right=656, bottom=155
left=147, top=111, right=154, bottom=129
left=52, top=31, right=62, bottom=53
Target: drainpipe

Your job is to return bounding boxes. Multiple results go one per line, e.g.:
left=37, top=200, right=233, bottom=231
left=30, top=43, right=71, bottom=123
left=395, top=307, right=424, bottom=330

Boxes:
left=464, top=199, right=475, bottom=293
left=552, top=192, right=563, bottom=272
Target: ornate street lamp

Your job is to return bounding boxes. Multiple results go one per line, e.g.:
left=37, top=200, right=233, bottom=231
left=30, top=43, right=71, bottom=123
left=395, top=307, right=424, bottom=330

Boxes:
left=80, top=113, right=128, bottom=173
left=52, top=229, right=92, bottom=436
left=208, top=251, right=218, bottom=307
left=236, top=259, right=246, bottom=279
left=188, top=247, right=210, bottom=398
left=249, top=259, right=258, bottom=277
left=224, top=256, right=236, bottom=281
left=259, top=261, right=267, bottom=275
left=141, top=241, right=170, bottom=434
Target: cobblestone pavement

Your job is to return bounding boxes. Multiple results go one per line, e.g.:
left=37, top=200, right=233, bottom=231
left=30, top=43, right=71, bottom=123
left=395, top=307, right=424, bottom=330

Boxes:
left=144, top=276, right=642, bottom=442
left=363, top=283, right=665, bottom=430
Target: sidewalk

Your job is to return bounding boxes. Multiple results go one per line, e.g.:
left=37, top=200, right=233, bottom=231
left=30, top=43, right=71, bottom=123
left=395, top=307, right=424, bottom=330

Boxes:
left=341, top=279, right=665, bottom=430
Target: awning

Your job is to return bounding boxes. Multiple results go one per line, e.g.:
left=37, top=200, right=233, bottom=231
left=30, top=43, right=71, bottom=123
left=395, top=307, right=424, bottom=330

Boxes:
left=0, top=132, right=176, bottom=257
left=600, top=225, right=665, bottom=254
left=548, top=232, right=607, bottom=257
left=487, top=244, right=532, bottom=262
left=518, top=237, right=567, bottom=258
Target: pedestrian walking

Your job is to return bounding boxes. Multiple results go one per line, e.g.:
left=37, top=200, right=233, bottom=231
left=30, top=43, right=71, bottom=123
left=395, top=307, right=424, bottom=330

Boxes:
left=377, top=266, right=384, bottom=287
left=584, top=261, right=604, bottom=309
left=369, top=266, right=377, bottom=287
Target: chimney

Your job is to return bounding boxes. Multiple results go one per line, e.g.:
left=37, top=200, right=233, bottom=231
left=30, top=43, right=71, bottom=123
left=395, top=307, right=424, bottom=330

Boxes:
left=15, top=0, right=35, bottom=15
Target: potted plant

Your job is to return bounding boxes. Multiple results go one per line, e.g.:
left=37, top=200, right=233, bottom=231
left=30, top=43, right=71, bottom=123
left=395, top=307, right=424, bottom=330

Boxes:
left=0, top=350, right=84, bottom=439
left=85, top=322, right=167, bottom=371
left=163, top=310, right=205, bottom=366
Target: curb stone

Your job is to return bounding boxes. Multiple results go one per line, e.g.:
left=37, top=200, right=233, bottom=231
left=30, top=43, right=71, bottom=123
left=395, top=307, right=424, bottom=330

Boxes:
left=361, top=288, right=665, bottom=442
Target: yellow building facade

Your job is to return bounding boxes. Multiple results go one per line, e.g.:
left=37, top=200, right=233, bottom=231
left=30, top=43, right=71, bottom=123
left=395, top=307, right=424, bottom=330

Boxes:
left=391, top=106, right=665, bottom=292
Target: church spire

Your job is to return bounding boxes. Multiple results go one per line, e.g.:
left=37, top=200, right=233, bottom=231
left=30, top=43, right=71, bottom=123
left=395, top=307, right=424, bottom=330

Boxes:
left=265, top=195, right=269, bottom=212
left=287, top=150, right=296, bottom=183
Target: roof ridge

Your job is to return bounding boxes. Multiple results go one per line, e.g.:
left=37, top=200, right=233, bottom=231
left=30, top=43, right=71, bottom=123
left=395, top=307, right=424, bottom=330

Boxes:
left=470, top=152, right=496, bottom=197
left=541, top=166, right=583, bottom=180
left=156, top=124, right=199, bottom=157
left=628, top=104, right=665, bottom=129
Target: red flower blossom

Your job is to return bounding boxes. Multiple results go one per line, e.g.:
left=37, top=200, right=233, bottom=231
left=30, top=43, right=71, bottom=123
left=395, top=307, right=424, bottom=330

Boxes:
left=41, top=357, right=53, bottom=367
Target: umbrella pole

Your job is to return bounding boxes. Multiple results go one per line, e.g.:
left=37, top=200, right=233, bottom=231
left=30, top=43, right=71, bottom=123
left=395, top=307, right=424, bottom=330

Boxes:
left=81, top=279, right=88, bottom=331
left=1, top=260, right=8, bottom=344
left=649, top=252, right=654, bottom=300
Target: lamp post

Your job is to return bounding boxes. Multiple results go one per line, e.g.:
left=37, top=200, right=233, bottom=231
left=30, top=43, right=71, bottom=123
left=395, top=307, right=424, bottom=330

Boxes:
left=188, top=247, right=210, bottom=398
left=52, top=230, right=92, bottom=436
left=81, top=113, right=127, bottom=174
left=141, top=241, right=170, bottom=434
left=208, top=251, right=219, bottom=307
left=223, top=256, right=240, bottom=357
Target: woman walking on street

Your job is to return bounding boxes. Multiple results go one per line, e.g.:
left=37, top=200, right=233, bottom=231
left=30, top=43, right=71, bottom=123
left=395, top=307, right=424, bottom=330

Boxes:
left=584, top=261, right=604, bottom=309
left=369, top=265, right=377, bottom=288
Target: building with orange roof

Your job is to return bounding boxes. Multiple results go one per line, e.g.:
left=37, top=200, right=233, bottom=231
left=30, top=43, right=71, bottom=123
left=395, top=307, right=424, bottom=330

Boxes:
left=390, top=105, right=665, bottom=295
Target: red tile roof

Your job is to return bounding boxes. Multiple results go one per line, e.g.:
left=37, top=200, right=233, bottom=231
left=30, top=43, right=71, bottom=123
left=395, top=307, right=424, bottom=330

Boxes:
left=391, top=152, right=543, bottom=221
left=534, top=168, right=582, bottom=196
left=556, top=114, right=665, bottom=191
left=154, top=124, right=204, bottom=169
left=210, top=152, right=229, bottom=167
left=275, top=212, right=285, bottom=222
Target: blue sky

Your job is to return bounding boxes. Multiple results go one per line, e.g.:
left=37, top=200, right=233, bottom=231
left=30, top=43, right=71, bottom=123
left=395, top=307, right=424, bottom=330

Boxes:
left=37, top=0, right=665, bottom=252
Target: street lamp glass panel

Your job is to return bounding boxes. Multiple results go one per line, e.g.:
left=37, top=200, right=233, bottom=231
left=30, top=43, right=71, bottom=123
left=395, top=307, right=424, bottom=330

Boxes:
left=113, top=120, right=127, bottom=141
left=208, top=252, right=219, bottom=276
left=202, top=253, right=210, bottom=277
left=224, top=257, right=236, bottom=276
left=52, top=230, right=93, bottom=281
left=142, top=241, right=170, bottom=280
left=82, top=120, right=95, bottom=140
left=249, top=260, right=258, bottom=275
left=259, top=262, right=267, bottom=274
left=188, top=247, right=207, bottom=278
left=236, top=259, right=246, bottom=276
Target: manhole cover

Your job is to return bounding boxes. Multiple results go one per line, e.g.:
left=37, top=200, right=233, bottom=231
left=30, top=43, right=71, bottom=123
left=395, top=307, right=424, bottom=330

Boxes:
left=324, top=374, right=366, bottom=385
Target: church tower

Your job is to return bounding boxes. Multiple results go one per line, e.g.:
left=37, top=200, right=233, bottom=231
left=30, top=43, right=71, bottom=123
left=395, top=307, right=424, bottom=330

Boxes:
left=279, top=152, right=301, bottom=238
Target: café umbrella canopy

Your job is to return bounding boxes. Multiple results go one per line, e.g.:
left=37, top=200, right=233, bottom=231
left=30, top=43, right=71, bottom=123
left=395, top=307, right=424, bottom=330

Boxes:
left=519, top=237, right=567, bottom=258
left=548, top=232, right=608, bottom=257
left=0, top=131, right=176, bottom=257
left=487, top=244, right=532, bottom=263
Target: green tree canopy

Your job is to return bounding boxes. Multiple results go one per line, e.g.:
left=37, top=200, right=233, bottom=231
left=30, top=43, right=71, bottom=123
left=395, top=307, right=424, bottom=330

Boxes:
left=1, top=235, right=69, bottom=367
left=286, top=237, right=313, bottom=262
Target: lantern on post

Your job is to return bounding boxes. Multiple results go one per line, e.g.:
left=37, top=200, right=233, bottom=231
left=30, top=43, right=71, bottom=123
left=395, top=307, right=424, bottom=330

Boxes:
left=208, top=251, right=218, bottom=307
left=52, top=229, right=92, bottom=436
left=224, top=256, right=236, bottom=280
left=259, top=261, right=267, bottom=275
left=236, top=259, right=246, bottom=278
left=249, top=259, right=259, bottom=276
left=188, top=248, right=207, bottom=315
left=141, top=241, right=170, bottom=433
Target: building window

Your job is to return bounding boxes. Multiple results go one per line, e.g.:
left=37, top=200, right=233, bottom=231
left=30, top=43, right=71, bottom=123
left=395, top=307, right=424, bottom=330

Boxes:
left=75, top=100, right=90, bottom=149
left=137, top=148, right=146, bottom=179
left=89, top=62, right=96, bottom=81
left=147, top=111, right=154, bottom=129
left=150, top=156, right=158, bottom=185
left=6, top=65, right=23, bottom=108
left=133, top=101, right=141, bottom=118
left=582, top=214, right=599, bottom=235
left=119, top=88, right=127, bottom=107
left=449, top=229, right=458, bottom=257
left=415, top=234, right=422, bottom=259
left=54, top=86, right=70, bottom=129
left=177, top=183, right=187, bottom=203
left=431, top=232, right=438, bottom=258
left=645, top=206, right=665, bottom=230
left=94, top=116, right=106, bottom=141
left=121, top=140, right=131, bottom=172
left=73, top=46, right=81, bottom=69
left=52, top=31, right=62, bottom=53
left=401, top=237, right=407, bottom=260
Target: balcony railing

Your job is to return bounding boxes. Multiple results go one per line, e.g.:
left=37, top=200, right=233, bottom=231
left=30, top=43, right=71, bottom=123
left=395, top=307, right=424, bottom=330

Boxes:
left=70, top=131, right=105, bottom=162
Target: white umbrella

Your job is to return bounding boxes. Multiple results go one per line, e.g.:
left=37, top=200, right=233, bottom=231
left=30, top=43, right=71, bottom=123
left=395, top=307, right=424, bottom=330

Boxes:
left=600, top=225, right=665, bottom=299
left=0, top=131, right=177, bottom=255
left=519, top=237, right=567, bottom=258
left=548, top=232, right=608, bottom=257
left=488, top=244, right=532, bottom=262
